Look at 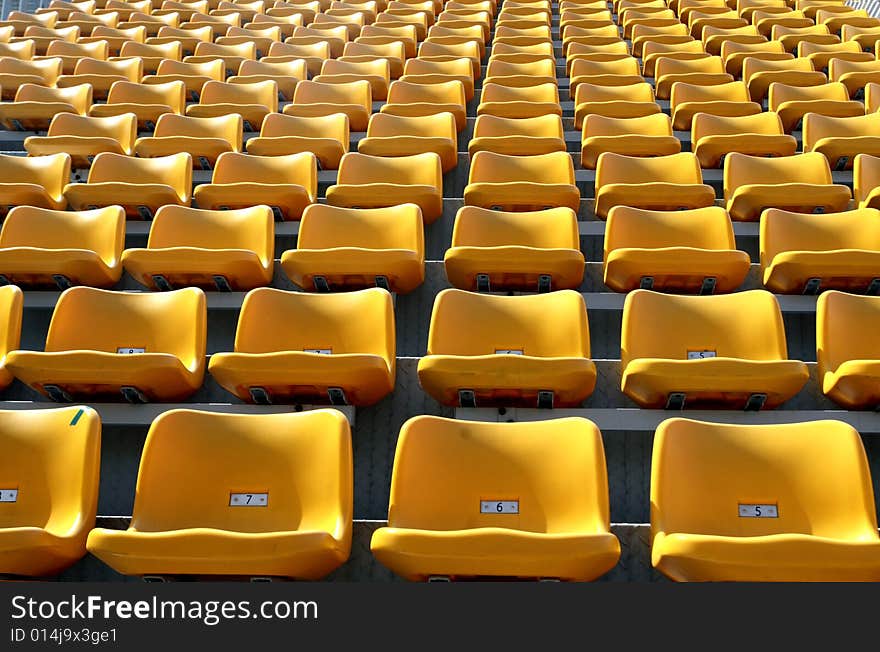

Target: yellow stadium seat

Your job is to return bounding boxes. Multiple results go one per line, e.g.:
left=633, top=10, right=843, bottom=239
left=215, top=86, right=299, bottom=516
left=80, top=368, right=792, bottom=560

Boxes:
left=573, top=81, right=660, bottom=128
left=632, top=25, right=694, bottom=58
left=670, top=80, right=761, bottom=130
left=418, top=289, right=595, bottom=407
left=651, top=417, right=880, bottom=581
left=0, top=40, right=35, bottom=60
left=569, top=57, right=644, bottom=97
left=209, top=287, right=394, bottom=405
left=64, top=152, right=191, bottom=219
left=41, top=39, right=107, bottom=74
left=737, top=0, right=787, bottom=21
left=621, top=289, right=809, bottom=409
left=0, top=83, right=90, bottom=131
left=357, top=23, right=418, bottom=57
left=358, top=112, right=456, bottom=172
left=803, top=112, right=880, bottom=170
left=468, top=114, right=564, bottom=157
left=400, top=57, right=474, bottom=100
left=867, top=82, right=880, bottom=113
left=87, top=80, right=185, bottom=130
left=0, top=205, right=124, bottom=289
left=744, top=56, right=826, bottom=101
left=0, top=405, right=100, bottom=578
left=340, top=41, right=406, bottom=78
left=0, top=57, right=63, bottom=100
left=855, top=153, right=880, bottom=209
left=227, top=59, right=305, bottom=101
left=122, top=205, right=273, bottom=291
left=444, top=206, right=584, bottom=292
left=753, top=10, right=813, bottom=38
left=283, top=79, right=370, bottom=131
left=484, top=57, right=556, bottom=87
left=326, top=152, right=443, bottom=222
left=817, top=290, right=880, bottom=408
left=689, top=10, right=747, bottom=38
left=217, top=25, right=282, bottom=56
left=773, top=24, right=840, bottom=52
left=113, top=40, right=183, bottom=75
left=701, top=25, right=766, bottom=56
left=133, top=113, right=242, bottom=170
left=147, top=25, right=213, bottom=57
left=594, top=152, right=716, bottom=219
left=841, top=23, right=880, bottom=51
left=0, top=285, right=20, bottom=387
left=142, top=58, right=225, bottom=101
left=829, top=57, right=880, bottom=98
left=193, top=151, right=316, bottom=220
left=768, top=81, right=864, bottom=132
left=654, top=55, right=733, bottom=100
left=0, top=153, right=70, bottom=216
left=477, top=82, right=561, bottom=119
left=313, top=57, right=390, bottom=100
left=289, top=25, right=350, bottom=58
left=798, top=40, right=872, bottom=71
left=280, top=203, right=424, bottom=293
left=724, top=152, right=851, bottom=221
left=761, top=207, right=880, bottom=294
left=371, top=415, right=620, bottom=581
left=86, top=408, right=352, bottom=579
left=16, top=26, right=80, bottom=56
left=245, top=112, right=347, bottom=169
left=640, top=39, right=706, bottom=77
left=581, top=113, right=680, bottom=170
left=24, top=113, right=136, bottom=168
left=720, top=39, right=790, bottom=77
left=464, top=151, right=579, bottom=212
left=6, top=286, right=206, bottom=402
left=184, top=79, right=277, bottom=131
left=55, top=56, right=142, bottom=99
left=381, top=79, right=467, bottom=130
left=692, top=112, right=797, bottom=168
left=604, top=205, right=750, bottom=293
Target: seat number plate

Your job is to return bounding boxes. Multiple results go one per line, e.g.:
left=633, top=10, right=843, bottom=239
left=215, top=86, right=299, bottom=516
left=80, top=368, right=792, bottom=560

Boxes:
left=738, top=503, right=778, bottom=518
left=480, top=500, right=519, bottom=514
left=229, top=493, right=268, bottom=507
left=687, top=350, right=716, bottom=359
left=495, top=349, right=524, bottom=355
left=117, top=347, right=145, bottom=354
left=0, top=489, right=18, bottom=502
left=304, top=349, right=332, bottom=355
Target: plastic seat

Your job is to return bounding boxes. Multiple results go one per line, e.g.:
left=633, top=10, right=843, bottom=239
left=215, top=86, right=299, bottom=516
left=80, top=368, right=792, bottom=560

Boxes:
left=371, top=415, right=619, bottom=581
left=217, top=25, right=282, bottom=56
left=64, top=152, right=192, bottom=219
left=568, top=57, right=644, bottom=97
left=209, top=287, right=395, bottom=405
left=358, top=112, right=457, bottom=172
left=41, top=39, right=107, bottom=74
left=0, top=57, right=63, bottom=100
left=0, top=40, right=36, bottom=60
left=760, top=207, right=880, bottom=294
left=87, top=80, right=185, bottom=129
left=650, top=417, right=880, bottom=581
left=594, top=152, right=716, bottom=219
left=147, top=25, right=213, bottom=56
left=743, top=56, right=826, bottom=101
left=573, top=81, right=660, bottom=128
left=841, top=23, right=880, bottom=51
left=621, top=289, right=809, bottom=409
left=281, top=203, right=424, bottom=293
left=867, top=82, right=880, bottom=113
left=720, top=39, right=790, bottom=77
left=133, top=113, right=242, bottom=170
left=227, top=59, right=305, bottom=101
left=468, top=114, right=565, bottom=157
left=24, top=113, right=137, bottom=168
left=802, top=112, right=880, bottom=171
left=817, top=290, right=880, bottom=408
left=86, top=408, right=352, bottom=579
left=604, top=205, right=750, bottom=293
left=829, top=58, right=880, bottom=98
left=326, top=152, right=443, bottom=222
left=16, top=26, right=80, bottom=57
left=357, top=23, right=418, bottom=57
left=283, top=79, right=370, bottom=131
left=632, top=24, right=694, bottom=59
left=0, top=205, right=124, bottom=289
left=444, top=206, right=584, bottom=292
left=313, top=58, right=389, bottom=99
left=484, top=58, right=556, bottom=87
left=692, top=112, right=797, bottom=168
left=798, top=40, right=872, bottom=72
left=670, top=81, right=761, bottom=130
left=55, top=56, right=142, bottom=99
left=142, top=58, right=225, bottom=101
left=477, top=82, right=561, bottom=119
left=640, top=39, right=706, bottom=77
left=724, top=152, right=851, bottom=221
left=0, top=83, right=90, bottom=131
left=122, top=205, right=273, bottom=291
left=773, top=24, right=840, bottom=52
left=753, top=10, right=813, bottom=38
left=855, top=153, right=880, bottom=209
left=113, top=40, right=182, bottom=75
left=193, top=151, right=316, bottom=220
left=184, top=79, right=277, bottom=130
left=185, top=42, right=256, bottom=76
left=399, top=57, right=474, bottom=100
left=581, top=113, right=680, bottom=170
left=702, top=25, right=766, bottom=56
left=0, top=405, right=100, bottom=578
left=768, top=81, right=864, bottom=132
left=654, top=55, right=733, bottom=100
left=418, top=289, right=596, bottom=408
left=6, top=286, right=206, bottom=402
left=245, top=112, right=347, bottom=170
left=381, top=79, right=467, bottom=130
left=0, top=153, right=70, bottom=216
left=263, top=40, right=329, bottom=77
left=463, top=151, right=579, bottom=212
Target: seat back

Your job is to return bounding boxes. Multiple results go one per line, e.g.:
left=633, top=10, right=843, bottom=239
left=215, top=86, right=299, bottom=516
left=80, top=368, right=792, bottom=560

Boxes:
left=365, top=111, right=455, bottom=139
left=119, top=40, right=182, bottom=59
left=292, top=78, right=371, bottom=107
left=605, top=205, right=736, bottom=256
left=480, top=81, right=559, bottom=102
left=72, top=56, right=143, bottom=80
left=236, top=58, right=307, bottom=78
left=298, top=203, right=423, bottom=252
left=46, top=112, right=137, bottom=150
left=46, top=39, right=108, bottom=58
left=427, top=288, right=590, bottom=357
left=338, top=151, right=441, bottom=186
left=105, top=80, right=186, bottom=112
left=198, top=79, right=277, bottom=110
left=259, top=111, right=348, bottom=140
left=155, top=57, right=225, bottom=79
left=0, top=153, right=70, bottom=198
left=387, top=415, right=610, bottom=534
left=651, top=417, right=879, bottom=540
left=817, top=290, right=880, bottom=375
left=0, top=56, right=63, bottom=83
left=468, top=150, right=574, bottom=185
left=724, top=151, right=832, bottom=198
left=0, top=405, right=100, bottom=533
left=621, top=289, right=788, bottom=364
left=86, top=151, right=192, bottom=193
left=472, top=113, right=563, bottom=138
left=596, top=151, right=703, bottom=185
left=575, top=81, right=655, bottom=104
left=692, top=111, right=784, bottom=140
left=15, top=82, right=92, bottom=111
left=129, top=409, right=352, bottom=538
left=386, top=78, right=465, bottom=104
left=153, top=112, right=243, bottom=148
left=583, top=112, right=672, bottom=137
left=803, top=112, right=880, bottom=149
left=452, top=205, right=579, bottom=248
left=761, top=207, right=880, bottom=266
left=211, top=151, right=316, bottom=191
left=670, top=79, right=751, bottom=106
left=768, top=80, right=849, bottom=107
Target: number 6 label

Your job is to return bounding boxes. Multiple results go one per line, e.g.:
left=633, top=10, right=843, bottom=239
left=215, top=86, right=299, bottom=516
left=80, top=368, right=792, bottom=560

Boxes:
left=480, top=500, right=519, bottom=514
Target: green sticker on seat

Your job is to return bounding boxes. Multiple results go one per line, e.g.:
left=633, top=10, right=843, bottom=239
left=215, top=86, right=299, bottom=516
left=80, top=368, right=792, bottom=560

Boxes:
left=70, top=409, right=84, bottom=426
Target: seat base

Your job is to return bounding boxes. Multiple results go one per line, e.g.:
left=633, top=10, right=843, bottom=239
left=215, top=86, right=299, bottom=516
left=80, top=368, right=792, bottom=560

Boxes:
left=281, top=248, right=425, bottom=294
left=444, top=246, right=585, bottom=292
left=604, top=247, right=751, bottom=293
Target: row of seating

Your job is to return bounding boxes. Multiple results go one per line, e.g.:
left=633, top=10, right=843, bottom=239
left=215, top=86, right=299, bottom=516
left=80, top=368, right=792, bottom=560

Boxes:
left=3, top=406, right=879, bottom=582
left=0, top=282, right=879, bottom=409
